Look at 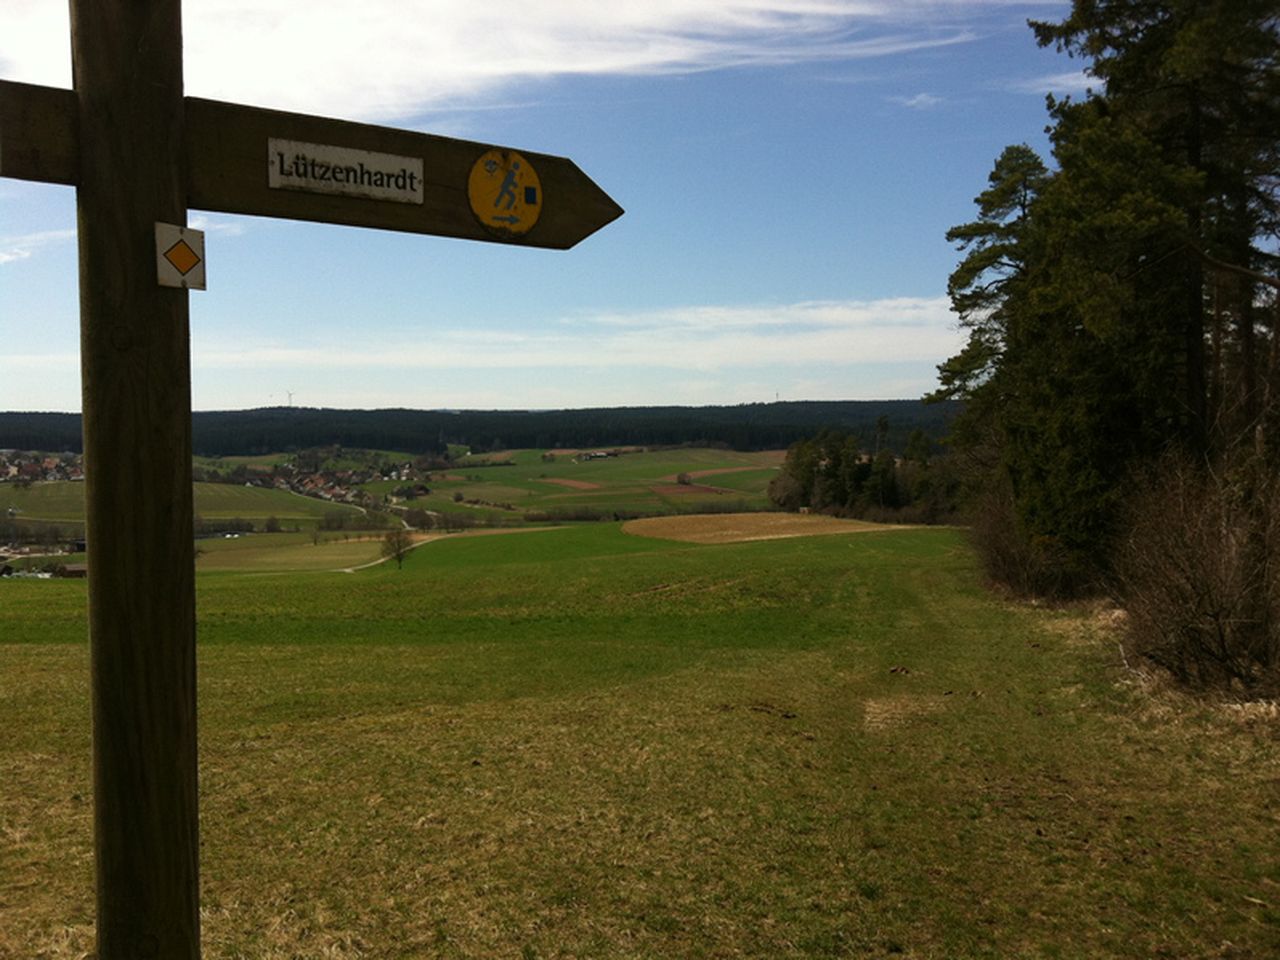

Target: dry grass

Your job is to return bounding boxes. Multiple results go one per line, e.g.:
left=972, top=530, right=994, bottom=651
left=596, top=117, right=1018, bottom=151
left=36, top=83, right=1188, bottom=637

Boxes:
left=862, top=694, right=949, bottom=731
left=0, top=646, right=94, bottom=960
left=197, top=535, right=386, bottom=573
left=205, top=653, right=830, bottom=957
left=12, top=626, right=1277, bottom=959
left=623, top=511, right=907, bottom=544
left=5, top=527, right=1280, bottom=958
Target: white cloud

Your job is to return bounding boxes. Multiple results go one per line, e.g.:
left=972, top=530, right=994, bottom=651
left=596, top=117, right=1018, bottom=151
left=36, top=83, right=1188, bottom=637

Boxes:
left=191, top=296, right=961, bottom=372
left=890, top=92, right=943, bottom=109
left=0, top=229, right=76, bottom=265
left=0, top=221, right=234, bottom=265
left=578, top=296, right=948, bottom=331
left=178, top=3, right=979, bottom=121
left=187, top=214, right=246, bottom=238
left=0, top=2, right=72, bottom=86
left=1010, top=70, right=1095, bottom=96
left=1, top=2, right=1055, bottom=121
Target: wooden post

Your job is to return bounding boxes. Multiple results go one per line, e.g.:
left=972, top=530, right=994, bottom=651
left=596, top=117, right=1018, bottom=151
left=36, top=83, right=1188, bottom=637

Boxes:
left=70, top=0, right=201, bottom=957
left=4, top=13, right=619, bottom=954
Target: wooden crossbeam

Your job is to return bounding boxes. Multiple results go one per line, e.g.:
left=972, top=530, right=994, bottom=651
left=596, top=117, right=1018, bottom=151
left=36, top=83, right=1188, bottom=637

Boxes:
left=0, top=80, right=78, bottom=184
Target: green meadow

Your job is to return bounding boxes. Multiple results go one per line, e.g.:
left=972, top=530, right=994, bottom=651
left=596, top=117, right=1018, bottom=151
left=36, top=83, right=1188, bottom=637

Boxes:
left=2, top=523, right=1277, bottom=958
left=194, top=531, right=388, bottom=573
left=192, top=484, right=365, bottom=525
left=0, top=481, right=88, bottom=523
left=409, top=447, right=784, bottom=522
left=2, top=481, right=364, bottom=527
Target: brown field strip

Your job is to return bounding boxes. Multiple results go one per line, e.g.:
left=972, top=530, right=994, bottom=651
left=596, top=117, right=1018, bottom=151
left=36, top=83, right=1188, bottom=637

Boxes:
left=657, top=464, right=780, bottom=483
left=538, top=477, right=603, bottom=490
left=622, top=512, right=909, bottom=544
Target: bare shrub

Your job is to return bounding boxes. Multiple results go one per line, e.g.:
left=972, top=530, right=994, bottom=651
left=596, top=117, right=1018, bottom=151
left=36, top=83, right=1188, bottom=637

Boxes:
left=1114, top=455, right=1279, bottom=694
left=381, top=527, right=413, bottom=569
left=966, top=477, right=1086, bottom=598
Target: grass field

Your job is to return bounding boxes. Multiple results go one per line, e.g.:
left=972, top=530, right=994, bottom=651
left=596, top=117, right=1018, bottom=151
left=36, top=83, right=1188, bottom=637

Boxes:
left=2, top=520, right=1277, bottom=958
left=195, top=532, right=388, bottom=572
left=0, top=481, right=88, bottom=523
left=2, top=482, right=364, bottom=527
left=194, top=484, right=366, bottom=525
left=404, top=447, right=783, bottom=522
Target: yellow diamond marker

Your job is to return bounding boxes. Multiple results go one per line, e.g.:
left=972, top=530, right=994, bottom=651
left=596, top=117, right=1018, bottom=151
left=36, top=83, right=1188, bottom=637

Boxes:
left=155, top=223, right=206, bottom=289
left=164, top=239, right=201, bottom=275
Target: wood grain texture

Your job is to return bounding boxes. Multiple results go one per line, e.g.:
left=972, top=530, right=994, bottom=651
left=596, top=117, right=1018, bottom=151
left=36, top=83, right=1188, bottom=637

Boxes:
left=70, top=0, right=201, bottom=956
left=0, top=80, right=78, bottom=185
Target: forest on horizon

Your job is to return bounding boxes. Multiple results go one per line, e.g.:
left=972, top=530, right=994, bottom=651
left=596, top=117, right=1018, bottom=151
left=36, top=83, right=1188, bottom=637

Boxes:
left=0, top=399, right=958, bottom=457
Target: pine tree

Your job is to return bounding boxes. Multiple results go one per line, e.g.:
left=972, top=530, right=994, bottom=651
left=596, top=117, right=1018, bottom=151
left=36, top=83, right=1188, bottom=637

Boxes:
left=932, top=2, right=1280, bottom=599
left=1033, top=0, right=1280, bottom=456
left=929, top=144, right=1049, bottom=405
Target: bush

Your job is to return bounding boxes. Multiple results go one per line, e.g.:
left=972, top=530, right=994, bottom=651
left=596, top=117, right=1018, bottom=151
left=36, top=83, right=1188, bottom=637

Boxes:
left=403, top=508, right=432, bottom=530
left=1113, top=455, right=1279, bottom=694
left=318, top=510, right=351, bottom=531
left=675, top=499, right=758, bottom=516
left=965, top=476, right=1094, bottom=599
left=194, top=516, right=254, bottom=536
left=437, top=512, right=477, bottom=532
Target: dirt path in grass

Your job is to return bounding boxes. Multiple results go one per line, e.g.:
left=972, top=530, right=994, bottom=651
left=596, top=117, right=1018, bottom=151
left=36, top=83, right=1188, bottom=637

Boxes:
left=340, top=526, right=567, bottom=572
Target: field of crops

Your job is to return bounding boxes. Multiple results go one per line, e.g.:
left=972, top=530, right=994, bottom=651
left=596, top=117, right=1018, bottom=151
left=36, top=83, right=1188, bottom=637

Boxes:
left=2, top=520, right=1277, bottom=958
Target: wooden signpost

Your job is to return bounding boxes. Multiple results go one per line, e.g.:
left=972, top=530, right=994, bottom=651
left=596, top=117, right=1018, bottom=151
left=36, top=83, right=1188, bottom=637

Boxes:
left=0, top=3, right=621, bottom=958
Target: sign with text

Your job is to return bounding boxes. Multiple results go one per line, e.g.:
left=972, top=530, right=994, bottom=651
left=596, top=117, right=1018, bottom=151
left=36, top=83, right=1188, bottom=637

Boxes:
left=267, top=138, right=424, bottom=205
left=0, top=81, right=623, bottom=250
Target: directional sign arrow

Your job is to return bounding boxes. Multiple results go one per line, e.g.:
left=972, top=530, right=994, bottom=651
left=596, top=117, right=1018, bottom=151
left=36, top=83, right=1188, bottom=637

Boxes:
left=1, top=80, right=624, bottom=250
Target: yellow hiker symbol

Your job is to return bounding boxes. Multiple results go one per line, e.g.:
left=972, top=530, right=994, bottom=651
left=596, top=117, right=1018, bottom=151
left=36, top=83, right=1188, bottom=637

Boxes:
left=468, top=149, right=542, bottom=237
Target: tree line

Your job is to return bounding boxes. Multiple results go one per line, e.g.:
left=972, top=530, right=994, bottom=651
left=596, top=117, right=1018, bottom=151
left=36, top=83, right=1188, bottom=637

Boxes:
left=769, top=3, right=1277, bottom=693
left=931, top=1, right=1277, bottom=692
left=0, top=400, right=956, bottom=457
left=767, top=422, right=961, bottom=524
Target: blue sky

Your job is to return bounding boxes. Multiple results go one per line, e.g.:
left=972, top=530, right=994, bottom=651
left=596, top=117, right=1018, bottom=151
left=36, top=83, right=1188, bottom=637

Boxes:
left=0, top=1, right=1086, bottom=412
